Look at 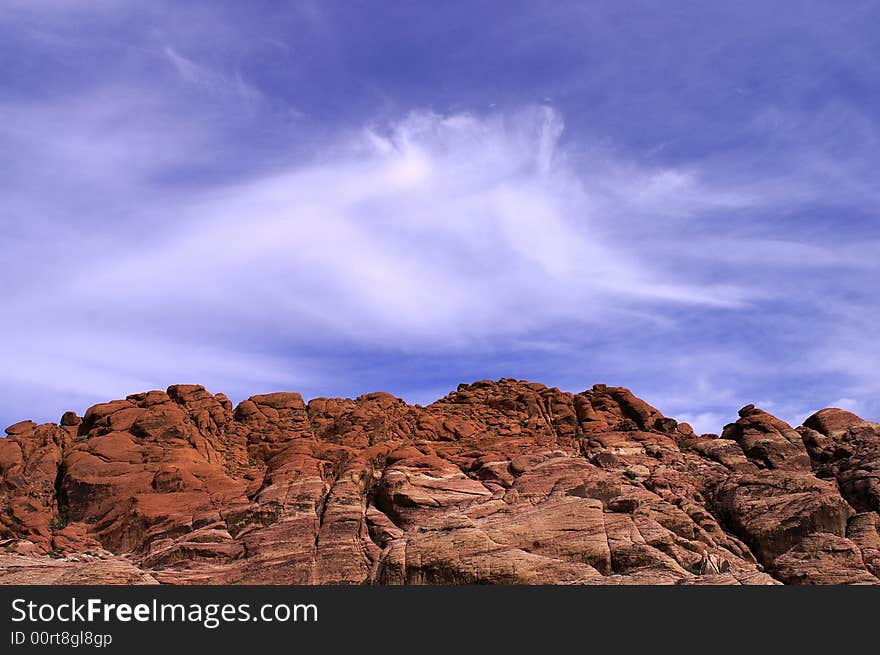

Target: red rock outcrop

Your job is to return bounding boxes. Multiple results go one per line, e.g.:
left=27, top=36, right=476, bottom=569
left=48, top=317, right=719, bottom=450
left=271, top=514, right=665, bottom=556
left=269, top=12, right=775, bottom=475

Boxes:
left=1, top=381, right=878, bottom=585
left=799, top=408, right=880, bottom=514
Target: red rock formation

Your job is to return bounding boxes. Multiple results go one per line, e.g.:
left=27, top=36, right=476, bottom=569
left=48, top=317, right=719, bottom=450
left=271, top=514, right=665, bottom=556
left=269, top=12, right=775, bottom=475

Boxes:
left=799, top=408, right=880, bottom=514
left=1, top=381, right=878, bottom=585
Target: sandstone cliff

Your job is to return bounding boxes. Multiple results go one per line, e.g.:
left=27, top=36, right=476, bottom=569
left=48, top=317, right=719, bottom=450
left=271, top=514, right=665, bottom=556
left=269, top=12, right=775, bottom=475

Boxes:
left=1, top=380, right=878, bottom=585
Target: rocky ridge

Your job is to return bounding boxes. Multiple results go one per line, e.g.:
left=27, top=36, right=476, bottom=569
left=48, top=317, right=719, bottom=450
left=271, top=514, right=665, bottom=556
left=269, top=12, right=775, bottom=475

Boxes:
left=1, top=380, right=878, bottom=585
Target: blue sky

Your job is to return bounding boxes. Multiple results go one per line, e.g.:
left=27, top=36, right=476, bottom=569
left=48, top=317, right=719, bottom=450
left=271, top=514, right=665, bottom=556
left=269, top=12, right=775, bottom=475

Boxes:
left=2, top=1, right=879, bottom=433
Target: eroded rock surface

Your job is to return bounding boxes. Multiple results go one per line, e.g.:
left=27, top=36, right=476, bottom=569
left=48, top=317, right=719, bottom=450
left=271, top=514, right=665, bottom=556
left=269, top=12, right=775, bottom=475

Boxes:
left=1, top=380, right=878, bottom=585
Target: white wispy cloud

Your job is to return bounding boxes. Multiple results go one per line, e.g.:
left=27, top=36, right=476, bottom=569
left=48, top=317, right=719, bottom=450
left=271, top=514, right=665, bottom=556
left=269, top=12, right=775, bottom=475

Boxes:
left=1, top=103, right=765, bottom=419
left=25, top=108, right=755, bottom=337
left=164, top=46, right=262, bottom=106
